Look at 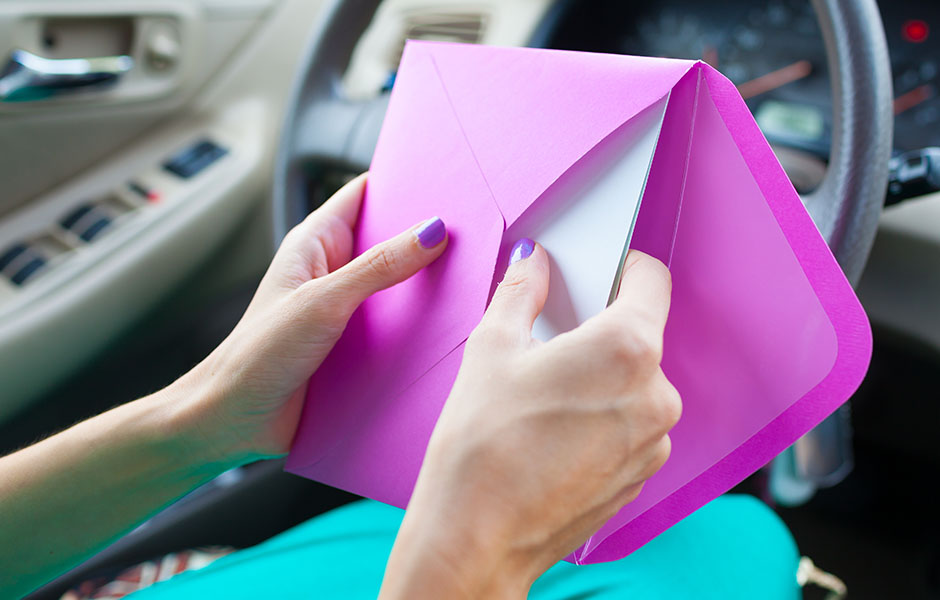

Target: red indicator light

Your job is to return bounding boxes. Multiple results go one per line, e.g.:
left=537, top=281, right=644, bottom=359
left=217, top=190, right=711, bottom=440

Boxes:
left=903, top=19, right=929, bottom=43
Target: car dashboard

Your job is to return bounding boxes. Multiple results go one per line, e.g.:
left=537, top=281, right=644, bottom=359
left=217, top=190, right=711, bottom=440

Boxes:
left=548, top=0, right=940, bottom=154
left=539, top=0, right=940, bottom=357
left=341, top=0, right=940, bottom=353
left=2, top=0, right=939, bottom=422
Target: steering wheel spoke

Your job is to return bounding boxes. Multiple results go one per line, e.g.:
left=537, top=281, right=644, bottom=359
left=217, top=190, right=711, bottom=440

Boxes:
left=291, top=94, right=389, bottom=171
left=291, top=97, right=366, bottom=168
left=276, top=92, right=389, bottom=236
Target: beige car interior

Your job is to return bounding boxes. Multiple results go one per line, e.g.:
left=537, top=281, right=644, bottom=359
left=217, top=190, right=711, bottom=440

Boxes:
left=0, top=0, right=935, bottom=426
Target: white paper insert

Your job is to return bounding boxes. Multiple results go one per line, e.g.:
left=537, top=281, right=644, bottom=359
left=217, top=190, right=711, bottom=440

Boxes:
left=506, top=96, right=669, bottom=342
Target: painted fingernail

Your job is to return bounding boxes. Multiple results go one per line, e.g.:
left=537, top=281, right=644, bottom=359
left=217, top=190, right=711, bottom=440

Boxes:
left=415, top=217, right=446, bottom=249
left=509, top=238, right=535, bottom=265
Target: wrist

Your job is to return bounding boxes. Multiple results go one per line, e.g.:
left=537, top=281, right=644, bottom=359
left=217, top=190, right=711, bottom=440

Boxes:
left=381, top=489, right=537, bottom=600
left=157, top=364, right=254, bottom=473
left=382, top=527, right=530, bottom=600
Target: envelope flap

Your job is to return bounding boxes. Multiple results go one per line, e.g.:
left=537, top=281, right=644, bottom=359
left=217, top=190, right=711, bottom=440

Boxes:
left=420, top=41, right=696, bottom=225
left=575, top=64, right=872, bottom=563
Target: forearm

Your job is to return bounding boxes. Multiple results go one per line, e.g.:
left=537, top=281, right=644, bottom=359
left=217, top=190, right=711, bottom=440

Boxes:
left=0, top=374, right=236, bottom=598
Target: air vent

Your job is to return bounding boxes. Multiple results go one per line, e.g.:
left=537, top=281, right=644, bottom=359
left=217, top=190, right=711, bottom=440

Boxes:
left=394, top=12, right=487, bottom=63
left=405, top=12, right=486, bottom=42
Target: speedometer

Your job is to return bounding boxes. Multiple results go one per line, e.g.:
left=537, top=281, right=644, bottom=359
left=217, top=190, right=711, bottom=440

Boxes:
left=637, top=2, right=832, bottom=155
left=548, top=0, right=940, bottom=156
left=550, top=0, right=833, bottom=159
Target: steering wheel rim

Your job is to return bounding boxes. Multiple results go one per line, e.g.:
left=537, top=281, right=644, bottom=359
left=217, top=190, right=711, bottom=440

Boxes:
left=805, top=0, right=893, bottom=284
left=274, top=0, right=893, bottom=286
left=272, top=0, right=385, bottom=244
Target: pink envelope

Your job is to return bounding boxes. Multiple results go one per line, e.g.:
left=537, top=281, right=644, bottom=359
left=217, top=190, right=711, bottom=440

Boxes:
left=286, top=41, right=872, bottom=564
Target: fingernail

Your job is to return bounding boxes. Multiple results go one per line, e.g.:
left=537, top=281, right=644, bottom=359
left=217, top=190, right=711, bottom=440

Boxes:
left=415, top=217, right=446, bottom=249
left=509, top=238, right=535, bottom=265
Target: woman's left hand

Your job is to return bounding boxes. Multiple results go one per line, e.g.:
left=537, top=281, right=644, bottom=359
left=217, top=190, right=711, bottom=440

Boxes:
left=176, top=173, right=447, bottom=466
left=0, top=173, right=446, bottom=597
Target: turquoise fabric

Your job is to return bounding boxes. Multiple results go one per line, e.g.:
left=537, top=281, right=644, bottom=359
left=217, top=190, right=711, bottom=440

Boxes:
left=129, top=494, right=800, bottom=599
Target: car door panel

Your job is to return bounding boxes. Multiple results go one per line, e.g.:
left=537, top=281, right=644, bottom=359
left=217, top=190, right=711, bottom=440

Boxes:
left=0, top=0, right=329, bottom=421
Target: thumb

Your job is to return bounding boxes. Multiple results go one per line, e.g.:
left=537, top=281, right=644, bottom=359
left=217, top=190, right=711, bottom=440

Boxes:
left=324, top=216, right=448, bottom=309
left=479, top=239, right=550, bottom=340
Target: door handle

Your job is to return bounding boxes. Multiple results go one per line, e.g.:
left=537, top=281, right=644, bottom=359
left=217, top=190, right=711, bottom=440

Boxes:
left=0, top=49, right=133, bottom=102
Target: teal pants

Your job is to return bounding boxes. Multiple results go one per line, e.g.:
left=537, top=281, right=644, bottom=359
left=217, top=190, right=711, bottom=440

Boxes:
left=128, top=494, right=800, bottom=599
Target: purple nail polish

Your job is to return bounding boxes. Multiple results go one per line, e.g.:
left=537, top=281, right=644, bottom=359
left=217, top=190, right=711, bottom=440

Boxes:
left=415, top=216, right=446, bottom=249
left=509, top=238, right=535, bottom=264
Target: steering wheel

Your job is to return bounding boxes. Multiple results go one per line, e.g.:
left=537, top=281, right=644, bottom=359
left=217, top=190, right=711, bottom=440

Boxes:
left=272, top=0, right=893, bottom=490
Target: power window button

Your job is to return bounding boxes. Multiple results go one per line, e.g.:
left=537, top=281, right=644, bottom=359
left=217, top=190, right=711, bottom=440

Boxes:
left=0, top=243, right=28, bottom=273
left=60, top=204, right=95, bottom=231
left=59, top=204, right=112, bottom=242
left=0, top=243, right=47, bottom=286
left=79, top=216, right=112, bottom=242
left=163, top=139, right=228, bottom=179
left=10, top=256, right=46, bottom=286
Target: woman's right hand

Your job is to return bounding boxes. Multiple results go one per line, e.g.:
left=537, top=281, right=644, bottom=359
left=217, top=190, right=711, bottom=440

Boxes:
left=380, top=241, right=682, bottom=599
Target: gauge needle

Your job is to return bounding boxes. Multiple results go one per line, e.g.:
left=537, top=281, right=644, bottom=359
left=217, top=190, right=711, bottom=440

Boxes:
left=894, top=84, right=932, bottom=115
left=737, top=60, right=813, bottom=99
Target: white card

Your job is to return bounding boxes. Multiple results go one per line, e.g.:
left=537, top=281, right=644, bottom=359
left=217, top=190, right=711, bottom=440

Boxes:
left=505, top=95, right=668, bottom=342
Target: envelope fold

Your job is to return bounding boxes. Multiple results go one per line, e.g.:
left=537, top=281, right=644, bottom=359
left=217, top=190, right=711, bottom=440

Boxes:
left=289, top=342, right=467, bottom=506
left=629, top=67, right=702, bottom=267
left=424, top=42, right=695, bottom=226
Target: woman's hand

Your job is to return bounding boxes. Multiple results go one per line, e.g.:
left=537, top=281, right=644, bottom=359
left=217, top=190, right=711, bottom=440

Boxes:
left=0, top=174, right=448, bottom=597
left=175, top=173, right=447, bottom=466
left=381, top=242, right=681, bottom=599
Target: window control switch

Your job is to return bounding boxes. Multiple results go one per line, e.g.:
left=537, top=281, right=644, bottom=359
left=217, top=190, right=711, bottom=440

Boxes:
left=1, top=243, right=46, bottom=284
left=78, top=217, right=112, bottom=242
left=60, top=204, right=95, bottom=231
left=163, top=139, right=228, bottom=179
left=59, top=204, right=113, bottom=243
left=8, top=254, right=46, bottom=286
left=0, top=243, right=28, bottom=273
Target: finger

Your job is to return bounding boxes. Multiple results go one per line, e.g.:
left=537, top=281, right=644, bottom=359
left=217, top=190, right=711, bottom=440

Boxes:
left=609, top=250, right=672, bottom=332
left=319, top=216, right=448, bottom=309
left=548, top=251, right=670, bottom=380
left=575, top=250, right=672, bottom=343
left=277, top=173, right=368, bottom=271
left=639, top=435, right=673, bottom=481
left=608, top=482, right=645, bottom=514
left=478, top=239, right=550, bottom=341
left=612, top=436, right=671, bottom=506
